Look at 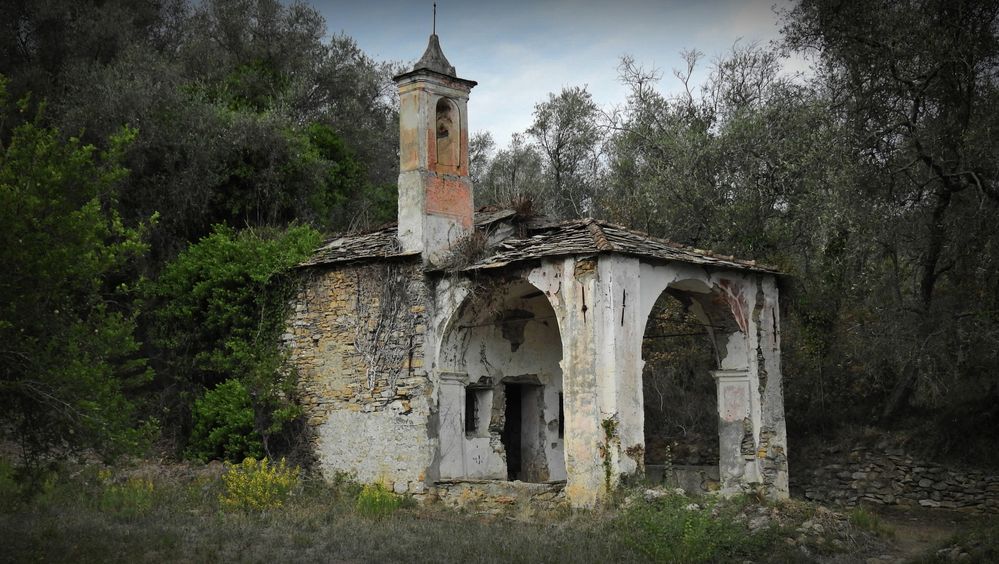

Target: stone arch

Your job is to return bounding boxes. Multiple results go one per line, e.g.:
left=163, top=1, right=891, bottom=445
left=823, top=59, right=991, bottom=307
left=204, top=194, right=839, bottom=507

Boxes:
left=434, top=97, right=460, bottom=170
left=435, top=277, right=565, bottom=482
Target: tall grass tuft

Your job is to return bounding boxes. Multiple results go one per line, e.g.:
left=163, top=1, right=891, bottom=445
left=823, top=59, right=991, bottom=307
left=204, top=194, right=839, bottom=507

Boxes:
left=99, top=469, right=156, bottom=517
left=354, top=481, right=402, bottom=519
left=848, top=506, right=894, bottom=538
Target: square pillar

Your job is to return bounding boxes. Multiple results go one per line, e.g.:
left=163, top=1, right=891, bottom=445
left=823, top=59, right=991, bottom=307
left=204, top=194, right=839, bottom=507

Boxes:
left=553, top=255, right=645, bottom=507
left=711, top=369, right=760, bottom=492
left=437, top=372, right=468, bottom=478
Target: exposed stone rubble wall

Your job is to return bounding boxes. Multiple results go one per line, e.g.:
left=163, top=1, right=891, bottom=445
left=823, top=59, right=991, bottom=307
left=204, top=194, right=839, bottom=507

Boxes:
left=794, top=446, right=999, bottom=512
left=429, top=479, right=566, bottom=514
left=283, top=259, right=433, bottom=492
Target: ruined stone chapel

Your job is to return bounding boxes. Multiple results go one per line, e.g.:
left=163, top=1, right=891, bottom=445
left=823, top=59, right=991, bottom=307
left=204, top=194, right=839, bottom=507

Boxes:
left=284, top=33, right=789, bottom=508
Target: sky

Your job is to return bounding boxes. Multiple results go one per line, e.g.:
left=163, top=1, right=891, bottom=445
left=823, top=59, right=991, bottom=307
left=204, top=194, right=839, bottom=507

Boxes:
left=311, top=0, right=804, bottom=147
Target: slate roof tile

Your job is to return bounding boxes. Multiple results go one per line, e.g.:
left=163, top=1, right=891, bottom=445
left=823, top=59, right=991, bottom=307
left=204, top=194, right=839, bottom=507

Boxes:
left=298, top=212, right=779, bottom=274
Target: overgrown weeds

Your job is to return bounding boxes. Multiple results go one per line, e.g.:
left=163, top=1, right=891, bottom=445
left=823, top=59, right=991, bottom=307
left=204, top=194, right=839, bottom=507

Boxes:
left=354, top=481, right=402, bottom=518
left=617, top=490, right=778, bottom=563
left=98, top=470, right=156, bottom=517
left=911, top=515, right=999, bottom=563
left=434, top=229, right=489, bottom=272
left=0, top=457, right=913, bottom=563
left=848, top=505, right=894, bottom=538
left=219, top=457, right=300, bottom=511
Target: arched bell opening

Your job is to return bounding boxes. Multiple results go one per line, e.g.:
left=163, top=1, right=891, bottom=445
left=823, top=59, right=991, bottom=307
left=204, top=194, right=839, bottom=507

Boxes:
left=437, top=278, right=564, bottom=482
left=434, top=97, right=460, bottom=171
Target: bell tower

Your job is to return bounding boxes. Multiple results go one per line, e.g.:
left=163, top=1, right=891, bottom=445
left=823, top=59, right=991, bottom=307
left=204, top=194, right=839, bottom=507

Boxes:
left=393, top=33, right=476, bottom=263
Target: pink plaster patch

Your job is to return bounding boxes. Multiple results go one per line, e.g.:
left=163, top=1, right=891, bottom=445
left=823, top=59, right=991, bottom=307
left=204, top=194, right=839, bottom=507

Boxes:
left=718, top=279, right=749, bottom=333
left=425, top=176, right=472, bottom=228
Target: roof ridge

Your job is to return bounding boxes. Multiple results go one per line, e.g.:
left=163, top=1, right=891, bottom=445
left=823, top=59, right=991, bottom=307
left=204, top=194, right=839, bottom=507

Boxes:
left=586, top=218, right=614, bottom=251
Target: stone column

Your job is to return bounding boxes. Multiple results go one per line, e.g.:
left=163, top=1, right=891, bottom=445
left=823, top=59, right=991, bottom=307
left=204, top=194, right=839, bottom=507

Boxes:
left=754, top=274, right=788, bottom=498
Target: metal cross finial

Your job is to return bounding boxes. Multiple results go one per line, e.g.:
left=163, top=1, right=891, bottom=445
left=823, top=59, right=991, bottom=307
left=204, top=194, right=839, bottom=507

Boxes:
left=433, top=3, right=436, bottom=35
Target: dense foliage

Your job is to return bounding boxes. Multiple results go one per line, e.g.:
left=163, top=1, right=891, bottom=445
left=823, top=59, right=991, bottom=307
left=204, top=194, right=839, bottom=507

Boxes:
left=148, top=225, right=320, bottom=459
left=0, top=81, right=153, bottom=471
left=0, top=0, right=394, bottom=465
left=187, top=379, right=262, bottom=462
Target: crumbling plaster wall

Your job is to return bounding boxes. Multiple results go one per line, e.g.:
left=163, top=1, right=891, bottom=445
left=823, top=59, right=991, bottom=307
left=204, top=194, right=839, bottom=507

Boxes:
left=433, top=279, right=565, bottom=482
left=284, top=259, right=435, bottom=494
left=524, top=254, right=787, bottom=507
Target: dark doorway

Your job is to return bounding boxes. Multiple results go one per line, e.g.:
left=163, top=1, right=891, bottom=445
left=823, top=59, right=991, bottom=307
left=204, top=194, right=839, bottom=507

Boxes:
left=503, top=384, right=523, bottom=480
left=503, top=382, right=548, bottom=482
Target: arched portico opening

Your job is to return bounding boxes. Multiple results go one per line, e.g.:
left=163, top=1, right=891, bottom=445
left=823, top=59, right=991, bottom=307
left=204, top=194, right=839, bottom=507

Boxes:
left=640, top=276, right=751, bottom=493
left=642, top=290, right=719, bottom=489
left=436, top=278, right=565, bottom=482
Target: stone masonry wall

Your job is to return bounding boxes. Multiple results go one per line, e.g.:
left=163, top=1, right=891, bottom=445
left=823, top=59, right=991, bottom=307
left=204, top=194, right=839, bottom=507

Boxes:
left=283, top=259, right=434, bottom=493
left=430, top=479, right=566, bottom=514
left=792, top=444, right=999, bottom=513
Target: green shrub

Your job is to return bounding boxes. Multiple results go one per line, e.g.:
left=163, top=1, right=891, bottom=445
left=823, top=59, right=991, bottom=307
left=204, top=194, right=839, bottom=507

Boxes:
left=147, top=224, right=319, bottom=459
left=219, top=457, right=299, bottom=511
left=355, top=482, right=402, bottom=519
left=187, top=379, right=262, bottom=462
left=617, top=491, right=772, bottom=563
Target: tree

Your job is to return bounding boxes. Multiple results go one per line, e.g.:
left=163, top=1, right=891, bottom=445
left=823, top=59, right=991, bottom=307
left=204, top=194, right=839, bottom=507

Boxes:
left=527, top=85, right=604, bottom=218
left=0, top=0, right=405, bottom=460
left=783, top=0, right=999, bottom=420
left=468, top=130, right=495, bottom=187
left=603, top=44, right=886, bottom=434
left=0, top=84, right=153, bottom=472
left=603, top=54, right=717, bottom=243
left=477, top=133, right=546, bottom=208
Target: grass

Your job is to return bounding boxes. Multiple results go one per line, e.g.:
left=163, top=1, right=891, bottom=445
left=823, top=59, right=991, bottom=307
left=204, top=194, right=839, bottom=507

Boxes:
left=616, top=491, right=784, bottom=563
left=847, top=505, right=895, bottom=538
left=0, top=460, right=632, bottom=563
left=0, top=458, right=894, bottom=563
left=354, top=481, right=403, bottom=518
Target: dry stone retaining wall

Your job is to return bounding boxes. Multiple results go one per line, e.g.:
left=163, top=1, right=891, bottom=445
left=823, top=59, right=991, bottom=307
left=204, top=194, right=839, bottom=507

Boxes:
left=793, top=445, right=999, bottom=512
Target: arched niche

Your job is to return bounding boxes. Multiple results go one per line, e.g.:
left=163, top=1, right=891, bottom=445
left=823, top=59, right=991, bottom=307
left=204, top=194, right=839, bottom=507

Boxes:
left=434, top=97, right=460, bottom=170
left=436, top=278, right=565, bottom=482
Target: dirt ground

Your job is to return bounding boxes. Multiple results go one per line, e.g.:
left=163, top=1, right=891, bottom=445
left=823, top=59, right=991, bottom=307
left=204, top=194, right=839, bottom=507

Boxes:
left=861, top=505, right=981, bottom=563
